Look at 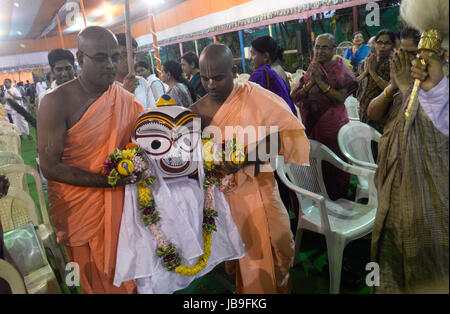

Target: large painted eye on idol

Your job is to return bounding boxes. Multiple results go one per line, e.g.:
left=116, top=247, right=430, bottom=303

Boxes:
left=135, top=135, right=172, bottom=156
left=176, top=133, right=200, bottom=152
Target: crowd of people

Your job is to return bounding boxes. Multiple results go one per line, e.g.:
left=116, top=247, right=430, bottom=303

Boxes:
left=0, top=0, right=448, bottom=295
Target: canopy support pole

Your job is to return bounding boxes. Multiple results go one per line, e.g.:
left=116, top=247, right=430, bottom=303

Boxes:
left=238, top=30, right=246, bottom=73
left=55, top=14, right=65, bottom=49
left=80, top=0, right=87, bottom=27
left=147, top=4, right=162, bottom=76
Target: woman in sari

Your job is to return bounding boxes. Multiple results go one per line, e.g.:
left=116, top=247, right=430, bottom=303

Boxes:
left=344, top=31, right=372, bottom=71
left=249, top=36, right=297, bottom=115
left=357, top=29, right=395, bottom=134
left=161, top=60, right=197, bottom=108
left=292, top=33, right=358, bottom=201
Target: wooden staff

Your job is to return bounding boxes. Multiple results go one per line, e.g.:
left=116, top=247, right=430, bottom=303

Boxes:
left=124, top=0, right=134, bottom=74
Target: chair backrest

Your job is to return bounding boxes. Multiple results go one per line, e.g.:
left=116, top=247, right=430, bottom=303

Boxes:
left=0, top=164, right=50, bottom=230
left=283, top=141, right=331, bottom=211
left=338, top=121, right=381, bottom=169
left=289, top=70, right=306, bottom=91
left=0, top=186, right=39, bottom=233
left=236, top=73, right=250, bottom=83
left=344, top=96, right=360, bottom=121
left=0, top=131, right=21, bottom=154
left=336, top=41, right=353, bottom=57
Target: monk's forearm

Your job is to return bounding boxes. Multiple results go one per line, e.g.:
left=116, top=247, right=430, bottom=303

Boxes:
left=41, top=162, right=110, bottom=188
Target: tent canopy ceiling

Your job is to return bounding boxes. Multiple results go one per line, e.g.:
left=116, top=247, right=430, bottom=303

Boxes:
left=1, top=0, right=381, bottom=68
left=0, top=0, right=184, bottom=48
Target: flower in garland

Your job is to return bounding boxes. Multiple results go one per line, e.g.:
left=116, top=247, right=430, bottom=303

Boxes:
left=102, top=157, right=116, bottom=176
left=121, top=148, right=136, bottom=161
left=104, top=140, right=232, bottom=277
left=132, top=154, right=146, bottom=174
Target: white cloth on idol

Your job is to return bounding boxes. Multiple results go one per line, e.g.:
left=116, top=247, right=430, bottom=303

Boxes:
left=114, top=175, right=245, bottom=294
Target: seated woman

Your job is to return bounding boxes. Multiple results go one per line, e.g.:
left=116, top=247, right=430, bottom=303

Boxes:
left=344, top=31, right=372, bottom=71
left=249, top=35, right=297, bottom=116
left=161, top=60, right=197, bottom=108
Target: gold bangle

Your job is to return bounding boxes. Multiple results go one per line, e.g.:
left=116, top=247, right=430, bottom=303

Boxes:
left=323, top=85, right=331, bottom=93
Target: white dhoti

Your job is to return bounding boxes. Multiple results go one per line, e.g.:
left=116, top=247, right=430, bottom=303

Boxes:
left=114, top=177, right=245, bottom=294
left=4, top=100, right=29, bottom=136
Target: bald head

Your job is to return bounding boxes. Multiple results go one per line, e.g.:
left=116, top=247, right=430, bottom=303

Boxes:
left=199, top=44, right=235, bottom=103
left=78, top=26, right=118, bottom=54
left=200, top=44, right=234, bottom=71
left=76, top=26, right=120, bottom=90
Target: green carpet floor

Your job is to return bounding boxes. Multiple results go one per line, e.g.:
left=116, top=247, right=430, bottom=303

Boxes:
left=20, top=126, right=371, bottom=294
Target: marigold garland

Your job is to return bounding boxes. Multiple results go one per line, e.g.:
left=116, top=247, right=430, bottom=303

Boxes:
left=104, top=139, right=243, bottom=276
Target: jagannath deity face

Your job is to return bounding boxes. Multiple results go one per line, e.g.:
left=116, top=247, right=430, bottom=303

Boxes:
left=132, top=97, right=201, bottom=179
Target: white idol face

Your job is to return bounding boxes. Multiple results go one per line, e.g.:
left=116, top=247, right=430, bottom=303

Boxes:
left=132, top=105, right=201, bottom=178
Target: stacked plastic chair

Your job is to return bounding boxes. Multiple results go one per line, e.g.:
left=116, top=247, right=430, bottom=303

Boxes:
left=0, top=121, right=65, bottom=294
left=338, top=121, right=381, bottom=202
left=276, top=140, right=377, bottom=294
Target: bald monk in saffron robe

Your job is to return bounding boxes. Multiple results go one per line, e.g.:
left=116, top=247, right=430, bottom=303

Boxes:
left=191, top=44, right=310, bottom=294
left=37, top=26, right=143, bottom=294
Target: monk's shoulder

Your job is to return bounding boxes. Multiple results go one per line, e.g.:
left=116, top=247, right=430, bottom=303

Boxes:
left=190, top=96, right=208, bottom=116
left=40, top=80, right=80, bottom=114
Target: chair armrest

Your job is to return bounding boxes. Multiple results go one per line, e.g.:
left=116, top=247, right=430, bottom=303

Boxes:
left=327, top=156, right=378, bottom=207
left=0, top=258, right=27, bottom=294
left=341, top=151, right=378, bottom=171
left=318, top=144, right=376, bottom=178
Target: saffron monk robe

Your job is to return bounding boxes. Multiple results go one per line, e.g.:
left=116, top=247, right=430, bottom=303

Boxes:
left=37, top=26, right=143, bottom=294
left=191, top=44, right=310, bottom=294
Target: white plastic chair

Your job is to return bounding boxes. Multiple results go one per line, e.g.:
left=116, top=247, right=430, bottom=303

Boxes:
left=2, top=187, right=62, bottom=294
left=0, top=258, right=27, bottom=294
left=276, top=140, right=377, bottom=294
left=0, top=131, right=21, bottom=154
left=0, top=151, right=24, bottom=166
left=0, top=121, right=20, bottom=134
left=336, top=41, right=353, bottom=57
left=344, top=96, right=360, bottom=121
left=0, top=164, right=67, bottom=290
left=338, top=121, right=381, bottom=202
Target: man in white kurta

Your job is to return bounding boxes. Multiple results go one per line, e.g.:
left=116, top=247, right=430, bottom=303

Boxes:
left=3, top=78, right=31, bottom=139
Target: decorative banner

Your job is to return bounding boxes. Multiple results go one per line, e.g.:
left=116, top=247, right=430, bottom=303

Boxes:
left=40, top=0, right=83, bottom=38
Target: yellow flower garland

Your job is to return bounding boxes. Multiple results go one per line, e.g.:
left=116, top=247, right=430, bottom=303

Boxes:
left=174, top=231, right=213, bottom=276
left=137, top=184, right=213, bottom=276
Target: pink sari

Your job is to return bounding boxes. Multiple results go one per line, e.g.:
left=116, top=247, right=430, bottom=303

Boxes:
left=292, top=57, right=357, bottom=200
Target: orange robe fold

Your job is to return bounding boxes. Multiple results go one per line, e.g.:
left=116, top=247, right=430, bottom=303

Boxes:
left=47, top=83, right=143, bottom=293
left=211, top=82, right=310, bottom=293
